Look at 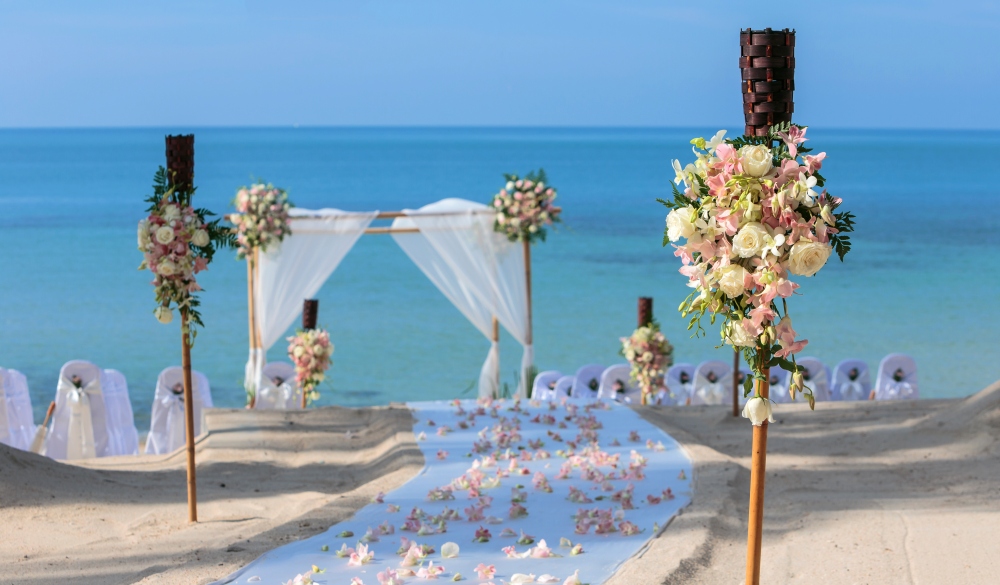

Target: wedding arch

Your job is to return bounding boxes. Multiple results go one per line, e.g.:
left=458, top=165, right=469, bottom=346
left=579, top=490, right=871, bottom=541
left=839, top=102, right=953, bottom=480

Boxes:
left=243, top=198, right=534, bottom=401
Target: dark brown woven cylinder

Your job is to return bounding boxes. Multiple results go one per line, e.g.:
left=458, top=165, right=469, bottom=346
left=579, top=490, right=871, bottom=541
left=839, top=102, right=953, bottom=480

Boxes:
left=165, top=134, right=195, bottom=191
left=302, top=299, right=319, bottom=330
left=637, top=297, right=653, bottom=328
left=739, top=28, right=795, bottom=137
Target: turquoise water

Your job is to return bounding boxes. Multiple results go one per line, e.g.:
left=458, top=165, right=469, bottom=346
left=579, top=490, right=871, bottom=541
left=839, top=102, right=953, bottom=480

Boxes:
left=1, top=127, right=998, bottom=431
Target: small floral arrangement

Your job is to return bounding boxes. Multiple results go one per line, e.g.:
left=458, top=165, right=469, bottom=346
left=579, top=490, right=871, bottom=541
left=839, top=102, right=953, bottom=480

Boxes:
left=229, top=181, right=293, bottom=259
left=138, top=168, right=232, bottom=333
left=491, top=169, right=561, bottom=243
left=661, top=123, right=854, bottom=406
left=619, top=321, right=674, bottom=404
left=287, top=328, right=333, bottom=405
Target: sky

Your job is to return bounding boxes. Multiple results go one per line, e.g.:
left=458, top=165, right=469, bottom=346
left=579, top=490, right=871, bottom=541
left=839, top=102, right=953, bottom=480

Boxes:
left=0, top=1, right=997, bottom=129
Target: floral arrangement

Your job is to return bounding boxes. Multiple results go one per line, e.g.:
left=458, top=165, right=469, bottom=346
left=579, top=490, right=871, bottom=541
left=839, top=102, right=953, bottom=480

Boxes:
left=660, top=123, right=854, bottom=410
left=491, top=170, right=561, bottom=243
left=287, top=328, right=333, bottom=405
left=228, top=181, right=293, bottom=259
left=138, top=168, right=233, bottom=333
left=619, top=321, right=674, bottom=404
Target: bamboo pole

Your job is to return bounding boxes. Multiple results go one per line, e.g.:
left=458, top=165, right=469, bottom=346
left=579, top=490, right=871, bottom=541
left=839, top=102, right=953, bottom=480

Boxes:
left=745, top=365, right=770, bottom=584
left=733, top=349, right=740, bottom=417
left=522, top=239, right=533, bottom=398
left=492, top=315, right=500, bottom=397
left=180, top=309, right=198, bottom=523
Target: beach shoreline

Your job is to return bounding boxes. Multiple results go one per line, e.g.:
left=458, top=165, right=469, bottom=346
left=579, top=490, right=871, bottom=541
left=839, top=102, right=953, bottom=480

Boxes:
left=3, top=385, right=1000, bottom=584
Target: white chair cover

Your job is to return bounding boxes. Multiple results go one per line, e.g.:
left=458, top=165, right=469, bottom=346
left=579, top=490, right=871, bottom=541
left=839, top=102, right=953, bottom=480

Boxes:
left=532, top=370, right=562, bottom=402
left=796, top=357, right=831, bottom=402
left=553, top=375, right=574, bottom=400
left=597, top=364, right=636, bottom=402
left=145, top=367, right=214, bottom=455
left=46, top=360, right=109, bottom=460
left=247, top=208, right=379, bottom=393
left=831, top=359, right=871, bottom=401
left=571, top=364, right=605, bottom=400
left=665, top=363, right=695, bottom=405
left=256, top=362, right=301, bottom=410
left=691, top=361, right=730, bottom=405
left=874, top=354, right=919, bottom=400
left=404, top=199, right=532, bottom=397
left=0, top=368, right=36, bottom=451
left=101, top=369, right=139, bottom=456
left=392, top=208, right=502, bottom=399
left=767, top=368, right=792, bottom=403
left=719, top=366, right=750, bottom=407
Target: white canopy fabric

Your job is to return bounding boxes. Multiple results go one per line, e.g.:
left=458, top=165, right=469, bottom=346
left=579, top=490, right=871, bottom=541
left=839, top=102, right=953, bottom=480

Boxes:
left=246, top=208, right=378, bottom=392
left=402, top=199, right=532, bottom=397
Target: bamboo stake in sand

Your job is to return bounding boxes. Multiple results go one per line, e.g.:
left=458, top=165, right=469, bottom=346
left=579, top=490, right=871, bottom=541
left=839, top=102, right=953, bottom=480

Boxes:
left=180, top=309, right=198, bottom=523
left=637, top=297, right=653, bottom=406
left=733, top=349, right=740, bottom=417
left=492, top=315, right=500, bottom=397
left=745, top=366, right=770, bottom=584
left=522, top=239, right=533, bottom=398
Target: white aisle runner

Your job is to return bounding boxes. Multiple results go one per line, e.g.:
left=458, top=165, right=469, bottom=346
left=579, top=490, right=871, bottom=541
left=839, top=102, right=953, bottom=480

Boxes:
left=213, top=399, right=692, bottom=585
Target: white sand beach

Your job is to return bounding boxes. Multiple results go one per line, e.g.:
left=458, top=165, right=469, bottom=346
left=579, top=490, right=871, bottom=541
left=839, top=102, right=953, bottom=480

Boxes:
left=3, top=384, right=1000, bottom=585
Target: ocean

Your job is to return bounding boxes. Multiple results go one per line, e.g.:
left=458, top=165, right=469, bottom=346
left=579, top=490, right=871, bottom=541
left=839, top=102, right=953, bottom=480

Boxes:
left=1, top=127, right=997, bottom=432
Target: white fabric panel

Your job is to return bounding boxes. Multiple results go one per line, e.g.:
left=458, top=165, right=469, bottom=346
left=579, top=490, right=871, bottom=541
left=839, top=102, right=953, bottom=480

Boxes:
left=719, top=366, right=749, bottom=407
left=256, top=362, right=301, bottom=410
left=102, top=369, right=139, bottom=456
left=598, top=363, right=636, bottom=402
left=767, top=368, right=792, bottom=404
left=391, top=215, right=500, bottom=399
left=553, top=375, right=574, bottom=399
left=404, top=199, right=532, bottom=396
left=532, top=370, right=562, bottom=401
left=145, top=367, right=213, bottom=455
left=666, top=363, right=695, bottom=406
left=797, top=357, right=831, bottom=402
left=691, top=361, right=730, bottom=405
left=46, top=360, right=109, bottom=460
left=248, top=209, right=378, bottom=391
left=0, top=368, right=36, bottom=451
left=831, top=359, right=871, bottom=401
left=874, top=354, right=919, bottom=400
left=571, top=364, right=605, bottom=400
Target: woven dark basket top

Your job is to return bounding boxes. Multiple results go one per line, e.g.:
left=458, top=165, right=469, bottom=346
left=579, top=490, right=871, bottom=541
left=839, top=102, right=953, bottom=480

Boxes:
left=739, top=29, right=795, bottom=137
left=165, top=134, right=195, bottom=189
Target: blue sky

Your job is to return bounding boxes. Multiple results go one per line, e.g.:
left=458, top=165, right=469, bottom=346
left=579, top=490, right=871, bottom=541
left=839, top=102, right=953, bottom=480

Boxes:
left=0, top=1, right=997, bottom=128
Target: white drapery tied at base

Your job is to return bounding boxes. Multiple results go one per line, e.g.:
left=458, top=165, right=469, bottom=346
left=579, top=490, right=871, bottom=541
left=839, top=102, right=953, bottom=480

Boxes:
left=246, top=209, right=378, bottom=392
left=146, top=367, right=213, bottom=455
left=255, top=362, right=300, bottom=410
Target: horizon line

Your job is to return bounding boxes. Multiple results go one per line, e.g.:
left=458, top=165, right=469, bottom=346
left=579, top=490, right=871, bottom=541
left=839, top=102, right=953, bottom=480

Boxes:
left=0, top=123, right=994, bottom=132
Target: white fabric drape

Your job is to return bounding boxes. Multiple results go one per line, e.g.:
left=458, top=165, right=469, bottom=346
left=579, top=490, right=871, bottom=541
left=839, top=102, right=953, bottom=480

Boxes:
left=47, top=361, right=109, bottom=460
left=246, top=209, right=378, bottom=392
left=691, top=361, right=730, bottom=405
left=391, top=212, right=500, bottom=398
left=403, top=199, right=532, bottom=396
left=255, top=362, right=300, bottom=410
left=0, top=368, right=37, bottom=452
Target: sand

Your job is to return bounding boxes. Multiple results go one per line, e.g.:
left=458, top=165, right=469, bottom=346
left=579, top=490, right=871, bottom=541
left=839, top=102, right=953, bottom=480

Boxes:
left=3, top=383, right=1000, bottom=585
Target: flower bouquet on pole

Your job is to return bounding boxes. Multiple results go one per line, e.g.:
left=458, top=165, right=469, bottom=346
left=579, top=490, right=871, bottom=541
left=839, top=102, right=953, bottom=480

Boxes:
left=661, top=120, right=854, bottom=582
left=137, top=134, right=234, bottom=522
left=490, top=170, right=562, bottom=398
left=228, top=182, right=293, bottom=406
left=287, top=328, right=333, bottom=407
left=620, top=321, right=673, bottom=405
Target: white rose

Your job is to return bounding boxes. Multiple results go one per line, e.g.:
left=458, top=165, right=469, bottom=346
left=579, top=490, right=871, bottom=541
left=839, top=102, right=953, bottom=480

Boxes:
left=137, top=220, right=150, bottom=248
left=163, top=204, right=181, bottom=222
left=155, top=225, right=175, bottom=245
left=732, top=222, right=768, bottom=258
left=154, top=306, right=173, bottom=324
left=717, top=264, right=749, bottom=298
left=157, top=260, right=176, bottom=276
left=740, top=145, right=773, bottom=177
left=725, top=321, right=756, bottom=347
left=192, top=229, right=210, bottom=247
left=293, top=346, right=305, bottom=358
left=787, top=241, right=831, bottom=277
left=741, top=396, right=775, bottom=426
left=665, top=206, right=696, bottom=242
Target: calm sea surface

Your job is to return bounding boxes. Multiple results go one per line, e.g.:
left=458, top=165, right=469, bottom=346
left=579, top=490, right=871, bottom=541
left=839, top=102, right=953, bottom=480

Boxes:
left=1, top=127, right=998, bottom=431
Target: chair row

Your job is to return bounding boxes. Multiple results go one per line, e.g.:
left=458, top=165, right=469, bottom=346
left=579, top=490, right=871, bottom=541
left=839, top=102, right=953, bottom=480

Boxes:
left=0, top=362, right=215, bottom=459
left=532, top=354, right=919, bottom=405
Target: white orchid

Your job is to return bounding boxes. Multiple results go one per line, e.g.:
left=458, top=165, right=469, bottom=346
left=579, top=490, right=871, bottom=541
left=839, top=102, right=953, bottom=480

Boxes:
left=741, top=396, right=775, bottom=426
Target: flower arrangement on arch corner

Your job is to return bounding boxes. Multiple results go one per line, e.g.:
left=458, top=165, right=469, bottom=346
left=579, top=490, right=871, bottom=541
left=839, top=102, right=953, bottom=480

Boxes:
left=228, top=181, right=293, bottom=259
left=137, top=168, right=235, bottom=338
left=491, top=169, right=562, bottom=243
left=620, top=320, right=674, bottom=405
left=287, top=328, right=333, bottom=406
left=658, top=123, right=855, bottom=417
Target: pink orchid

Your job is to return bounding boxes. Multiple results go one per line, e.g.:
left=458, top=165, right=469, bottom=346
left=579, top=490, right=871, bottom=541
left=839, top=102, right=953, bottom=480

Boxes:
left=474, top=526, right=492, bottom=542
left=475, top=563, right=497, bottom=580
left=416, top=562, right=444, bottom=579
left=509, top=503, right=528, bottom=519
left=376, top=568, right=403, bottom=585
left=619, top=520, right=642, bottom=536
left=437, top=450, right=448, bottom=460
left=563, top=570, right=583, bottom=585
left=348, top=543, right=374, bottom=566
